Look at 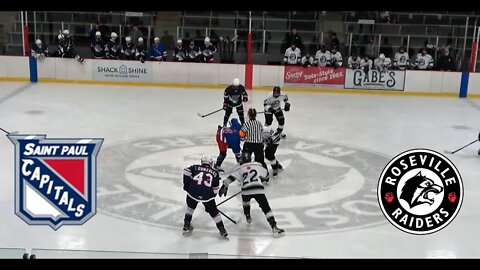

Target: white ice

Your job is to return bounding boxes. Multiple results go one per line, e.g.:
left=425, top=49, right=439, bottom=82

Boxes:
left=0, top=81, right=479, bottom=258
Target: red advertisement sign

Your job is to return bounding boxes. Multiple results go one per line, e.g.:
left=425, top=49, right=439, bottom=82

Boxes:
left=284, top=66, right=345, bottom=87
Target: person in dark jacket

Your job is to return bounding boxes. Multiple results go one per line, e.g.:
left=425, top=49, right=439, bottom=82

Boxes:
left=436, top=49, right=456, bottom=71
left=284, top=28, right=303, bottom=52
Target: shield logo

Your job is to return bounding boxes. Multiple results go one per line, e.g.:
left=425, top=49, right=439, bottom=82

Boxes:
left=8, top=134, right=103, bottom=230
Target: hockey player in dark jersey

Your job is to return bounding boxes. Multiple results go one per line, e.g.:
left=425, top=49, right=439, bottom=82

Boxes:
left=186, top=39, right=201, bottom=62
left=91, top=31, right=105, bottom=59
left=172, top=39, right=186, bottom=62
left=31, top=39, right=48, bottom=61
left=135, top=37, right=147, bottom=63
left=150, top=37, right=167, bottom=61
left=121, top=36, right=135, bottom=60
left=264, top=86, right=290, bottom=135
left=219, top=152, right=285, bottom=237
left=183, top=155, right=228, bottom=239
left=62, top=29, right=84, bottom=63
left=223, top=78, right=248, bottom=126
left=200, top=37, right=217, bottom=63
left=55, top=34, right=66, bottom=57
left=263, top=126, right=283, bottom=176
left=215, top=118, right=242, bottom=172
left=105, top=32, right=121, bottom=59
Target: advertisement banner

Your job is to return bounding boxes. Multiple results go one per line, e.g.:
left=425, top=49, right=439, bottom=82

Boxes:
left=344, top=69, right=405, bottom=91
left=284, top=66, right=345, bottom=88
left=92, top=60, right=153, bottom=82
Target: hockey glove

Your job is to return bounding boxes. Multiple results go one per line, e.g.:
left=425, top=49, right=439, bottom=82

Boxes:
left=243, top=95, right=248, bottom=102
left=219, top=185, right=228, bottom=197
left=223, top=102, right=229, bottom=110
left=284, top=102, right=291, bottom=112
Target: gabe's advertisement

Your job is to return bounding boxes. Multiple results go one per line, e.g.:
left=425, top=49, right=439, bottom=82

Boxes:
left=345, top=69, right=405, bottom=91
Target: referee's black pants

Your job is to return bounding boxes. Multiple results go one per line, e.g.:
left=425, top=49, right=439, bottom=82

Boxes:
left=242, top=142, right=268, bottom=172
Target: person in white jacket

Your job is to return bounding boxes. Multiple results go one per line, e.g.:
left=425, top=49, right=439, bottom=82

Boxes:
left=283, top=44, right=301, bottom=65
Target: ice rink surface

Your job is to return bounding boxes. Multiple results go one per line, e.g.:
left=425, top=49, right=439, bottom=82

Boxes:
left=0, top=81, right=479, bottom=258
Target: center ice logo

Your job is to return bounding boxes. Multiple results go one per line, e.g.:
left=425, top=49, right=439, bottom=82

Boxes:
left=378, top=149, right=463, bottom=235
left=8, top=135, right=103, bottom=230
left=97, top=135, right=390, bottom=235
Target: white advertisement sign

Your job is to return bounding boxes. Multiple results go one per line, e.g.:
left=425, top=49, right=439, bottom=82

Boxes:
left=345, top=69, right=405, bottom=91
left=92, top=60, right=152, bottom=82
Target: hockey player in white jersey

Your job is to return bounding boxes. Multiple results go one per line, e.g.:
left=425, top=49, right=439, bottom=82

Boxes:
left=414, top=48, right=434, bottom=70
left=264, top=86, right=290, bottom=136
left=263, top=126, right=283, bottom=177
left=314, top=45, right=331, bottom=67
left=374, top=53, right=392, bottom=71
left=347, top=53, right=361, bottom=69
left=283, top=44, right=301, bottom=65
left=393, top=46, right=409, bottom=70
left=301, top=52, right=314, bottom=68
left=360, top=54, right=373, bottom=72
left=330, top=47, right=343, bottom=68
left=219, top=152, right=285, bottom=237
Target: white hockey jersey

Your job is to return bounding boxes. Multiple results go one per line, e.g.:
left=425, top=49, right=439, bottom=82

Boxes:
left=263, top=127, right=281, bottom=146
left=374, top=57, right=392, bottom=71
left=347, top=56, right=361, bottom=69
left=264, top=92, right=288, bottom=112
left=394, top=52, right=409, bottom=70
left=415, top=53, right=434, bottom=70
left=284, top=47, right=301, bottom=65
left=330, top=51, right=343, bottom=67
left=314, top=50, right=331, bottom=67
left=360, top=58, right=373, bottom=70
left=301, top=55, right=314, bottom=67
left=223, top=162, right=268, bottom=195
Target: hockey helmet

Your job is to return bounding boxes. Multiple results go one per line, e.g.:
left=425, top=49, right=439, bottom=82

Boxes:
left=95, top=31, right=101, bottom=37
left=58, top=34, right=64, bottom=40
left=35, top=39, right=42, bottom=46
left=154, top=37, right=160, bottom=43
left=200, top=154, right=213, bottom=167
left=379, top=53, right=385, bottom=60
left=125, top=36, right=132, bottom=43
left=239, top=152, right=252, bottom=165
left=62, top=29, right=69, bottom=36
left=263, top=125, right=274, bottom=136
left=247, top=108, right=257, bottom=120
left=177, top=39, right=183, bottom=45
left=273, top=86, right=281, bottom=97
left=111, top=32, right=117, bottom=39
left=233, top=78, right=240, bottom=86
left=138, top=37, right=144, bottom=43
left=205, top=37, right=210, bottom=44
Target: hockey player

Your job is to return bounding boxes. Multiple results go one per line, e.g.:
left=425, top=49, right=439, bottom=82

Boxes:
left=186, top=39, right=201, bottom=62
left=135, top=37, right=147, bottom=63
left=219, top=153, right=285, bottom=237
left=263, top=126, right=283, bottom=177
left=374, top=53, right=392, bottom=71
left=91, top=31, right=105, bottom=59
left=223, top=78, right=248, bottom=126
left=301, top=52, right=314, bottom=68
left=330, top=47, right=343, bottom=68
left=150, top=37, right=167, bottom=61
left=183, top=155, right=228, bottom=239
left=201, top=37, right=217, bottom=63
left=347, top=53, right=361, bottom=69
left=31, top=39, right=48, bottom=61
left=215, top=118, right=242, bottom=172
left=283, top=44, right=301, bottom=65
left=314, top=45, right=331, bottom=67
left=55, top=34, right=66, bottom=57
left=360, top=54, right=373, bottom=73
left=172, top=39, right=186, bottom=62
left=121, top=36, right=135, bottom=60
left=414, top=48, right=434, bottom=70
left=264, top=86, right=290, bottom=135
left=393, top=46, right=409, bottom=70
left=62, top=29, right=84, bottom=63
left=105, top=32, right=121, bottom=59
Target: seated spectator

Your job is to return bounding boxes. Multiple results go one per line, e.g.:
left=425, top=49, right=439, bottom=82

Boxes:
left=360, top=54, right=373, bottom=72
left=172, top=39, right=187, bottom=62
left=347, top=53, right=361, bottom=69
left=393, top=46, right=409, bottom=70
left=31, top=39, right=48, bottom=60
left=314, top=44, right=331, bottom=67
left=135, top=37, right=147, bottom=63
left=436, top=49, right=456, bottom=71
left=90, top=31, right=105, bottom=59
left=201, top=37, right=217, bottom=63
left=330, top=47, right=343, bottom=68
left=150, top=37, right=167, bottom=61
left=414, top=48, right=434, bottom=70
left=301, top=52, right=314, bottom=68
left=121, top=36, right=135, bottom=60
left=283, top=44, right=301, bottom=65
left=374, top=53, right=392, bottom=71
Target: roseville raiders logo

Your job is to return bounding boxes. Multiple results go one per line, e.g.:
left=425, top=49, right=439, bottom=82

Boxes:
left=320, top=56, right=327, bottom=63
left=419, top=59, right=425, bottom=66
left=377, top=149, right=463, bottom=235
left=289, top=54, right=296, bottom=60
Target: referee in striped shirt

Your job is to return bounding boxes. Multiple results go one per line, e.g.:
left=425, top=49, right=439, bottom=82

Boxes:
left=239, top=108, right=269, bottom=180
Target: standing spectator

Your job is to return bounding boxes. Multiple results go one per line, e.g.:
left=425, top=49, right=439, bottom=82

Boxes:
left=436, top=49, right=456, bottom=71
left=301, top=52, right=314, bottom=68
left=283, top=44, right=301, bottom=66
left=186, top=39, right=201, bottom=62
left=129, top=25, right=143, bottom=43
left=330, top=32, right=340, bottom=51
left=89, top=21, right=102, bottom=44
left=172, top=39, right=187, bottom=62
left=150, top=37, right=167, bottom=61
left=31, top=39, right=48, bottom=60
left=284, top=28, right=303, bottom=52
left=414, top=48, right=434, bottom=70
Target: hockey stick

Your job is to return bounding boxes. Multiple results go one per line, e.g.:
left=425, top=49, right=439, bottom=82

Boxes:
left=257, top=109, right=284, bottom=115
left=218, top=209, right=237, bottom=224
left=197, top=108, right=224, bottom=118
left=216, top=190, right=242, bottom=207
left=445, top=139, right=478, bottom=154
left=0, top=128, right=19, bottom=135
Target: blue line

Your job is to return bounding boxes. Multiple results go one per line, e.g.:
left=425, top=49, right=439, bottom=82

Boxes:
left=29, top=56, right=38, bottom=83
left=0, top=83, right=33, bottom=105
left=459, top=72, right=469, bottom=98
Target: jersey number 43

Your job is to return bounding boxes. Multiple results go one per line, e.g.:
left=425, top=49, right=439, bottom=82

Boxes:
left=193, top=172, right=213, bottom=187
